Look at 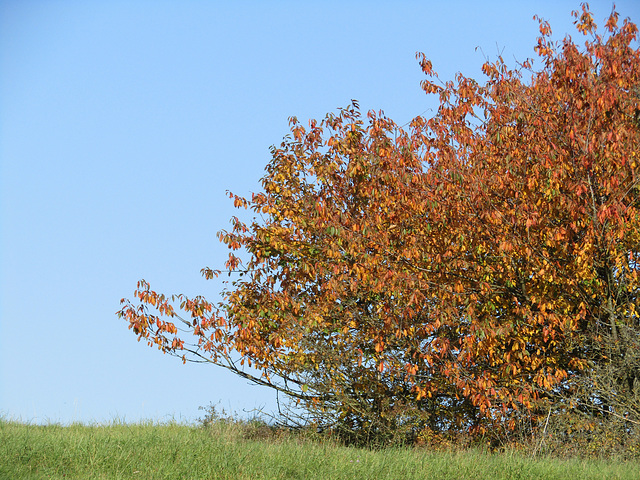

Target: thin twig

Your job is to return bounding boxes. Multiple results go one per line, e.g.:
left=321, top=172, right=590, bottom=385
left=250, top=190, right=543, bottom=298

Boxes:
left=533, top=407, right=552, bottom=457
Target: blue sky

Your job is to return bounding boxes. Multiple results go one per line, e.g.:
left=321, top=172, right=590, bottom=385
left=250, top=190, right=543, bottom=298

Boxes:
left=2, top=0, right=638, bottom=425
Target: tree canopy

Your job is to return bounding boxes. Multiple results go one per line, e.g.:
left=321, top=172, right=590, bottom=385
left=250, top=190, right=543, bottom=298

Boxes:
left=119, top=5, right=640, bottom=446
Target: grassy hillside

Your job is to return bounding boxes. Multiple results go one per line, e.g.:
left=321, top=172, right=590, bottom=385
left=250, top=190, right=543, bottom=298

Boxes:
left=1, top=417, right=638, bottom=480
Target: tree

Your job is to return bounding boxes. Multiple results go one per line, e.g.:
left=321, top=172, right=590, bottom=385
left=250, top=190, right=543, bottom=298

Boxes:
left=119, top=4, right=640, bottom=446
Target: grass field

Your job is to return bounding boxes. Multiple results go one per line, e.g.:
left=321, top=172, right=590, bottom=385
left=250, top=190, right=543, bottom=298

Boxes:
left=2, top=417, right=639, bottom=480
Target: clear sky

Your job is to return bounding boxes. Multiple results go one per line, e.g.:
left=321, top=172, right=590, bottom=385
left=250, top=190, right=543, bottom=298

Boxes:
left=2, top=0, right=639, bottom=425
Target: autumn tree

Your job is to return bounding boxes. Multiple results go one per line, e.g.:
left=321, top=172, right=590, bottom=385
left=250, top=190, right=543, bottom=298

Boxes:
left=119, top=4, right=640, bottom=446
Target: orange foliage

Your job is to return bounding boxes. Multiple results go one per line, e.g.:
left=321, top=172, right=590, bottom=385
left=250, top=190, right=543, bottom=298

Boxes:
left=119, top=5, right=640, bottom=437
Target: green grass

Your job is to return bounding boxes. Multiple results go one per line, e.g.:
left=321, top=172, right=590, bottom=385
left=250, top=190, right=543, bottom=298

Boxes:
left=1, top=418, right=638, bottom=480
